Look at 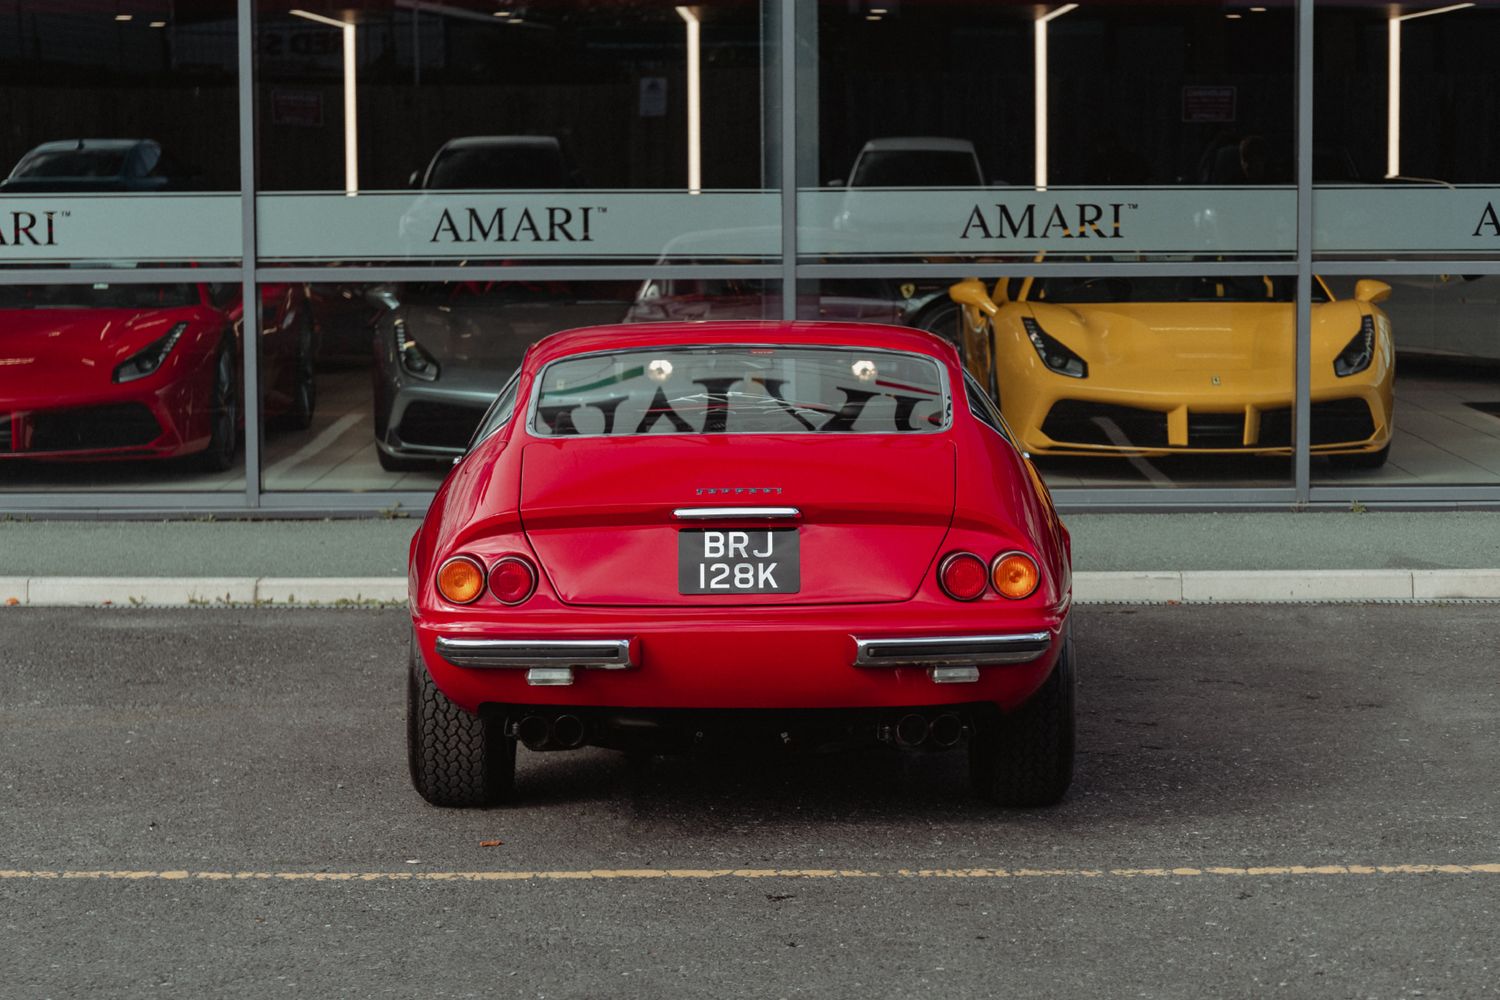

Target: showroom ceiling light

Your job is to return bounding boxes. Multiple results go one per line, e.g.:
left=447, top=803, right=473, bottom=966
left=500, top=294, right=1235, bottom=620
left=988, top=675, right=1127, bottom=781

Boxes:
left=1387, top=3, right=1475, bottom=177
left=291, top=10, right=359, bottom=194
left=395, top=1, right=501, bottom=26
left=1034, top=5, right=1078, bottom=189
left=1397, top=2, right=1474, bottom=21
left=676, top=6, right=702, bottom=193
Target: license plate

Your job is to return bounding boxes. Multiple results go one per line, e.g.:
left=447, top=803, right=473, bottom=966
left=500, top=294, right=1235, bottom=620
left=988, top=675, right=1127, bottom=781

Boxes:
left=678, top=529, right=799, bottom=595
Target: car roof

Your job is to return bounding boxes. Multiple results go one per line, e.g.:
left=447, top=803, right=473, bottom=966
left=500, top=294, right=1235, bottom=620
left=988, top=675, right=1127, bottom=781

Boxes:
left=25, top=139, right=154, bottom=154
left=437, top=136, right=561, bottom=152
left=526, top=321, right=959, bottom=369
left=856, top=137, right=978, bottom=154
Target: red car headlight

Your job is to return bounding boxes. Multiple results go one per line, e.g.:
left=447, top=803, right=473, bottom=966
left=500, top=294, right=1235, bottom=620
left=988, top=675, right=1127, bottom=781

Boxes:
left=113, top=322, right=187, bottom=383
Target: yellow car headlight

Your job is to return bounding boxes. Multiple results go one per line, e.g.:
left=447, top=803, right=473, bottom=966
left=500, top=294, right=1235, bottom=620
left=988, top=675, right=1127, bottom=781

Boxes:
left=1333, top=316, right=1376, bottom=377
left=1021, top=317, right=1088, bottom=379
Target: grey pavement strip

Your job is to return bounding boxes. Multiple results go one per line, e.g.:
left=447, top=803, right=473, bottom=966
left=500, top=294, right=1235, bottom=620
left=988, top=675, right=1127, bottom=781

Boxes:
left=5, top=511, right=1500, bottom=578
left=6, top=569, right=1500, bottom=606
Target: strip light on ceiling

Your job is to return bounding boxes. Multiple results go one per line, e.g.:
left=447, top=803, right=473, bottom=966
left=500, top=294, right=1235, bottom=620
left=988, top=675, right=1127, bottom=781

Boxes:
left=290, top=10, right=359, bottom=194
left=676, top=5, right=702, bottom=193
left=1387, top=3, right=1475, bottom=178
left=1034, top=4, right=1077, bottom=190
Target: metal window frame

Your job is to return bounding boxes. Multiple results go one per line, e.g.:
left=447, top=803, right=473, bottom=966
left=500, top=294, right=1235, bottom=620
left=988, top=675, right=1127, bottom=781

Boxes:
left=4, top=0, right=1500, bottom=518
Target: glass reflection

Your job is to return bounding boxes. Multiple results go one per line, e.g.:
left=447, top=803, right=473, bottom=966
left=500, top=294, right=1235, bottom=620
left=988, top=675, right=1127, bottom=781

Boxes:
left=1319, top=274, right=1500, bottom=486
left=263, top=279, right=701, bottom=490
left=0, top=281, right=253, bottom=491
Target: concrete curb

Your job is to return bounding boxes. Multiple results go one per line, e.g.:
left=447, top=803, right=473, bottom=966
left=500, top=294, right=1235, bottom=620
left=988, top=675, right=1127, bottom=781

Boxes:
left=5, top=570, right=1500, bottom=607
left=0, top=577, right=407, bottom=608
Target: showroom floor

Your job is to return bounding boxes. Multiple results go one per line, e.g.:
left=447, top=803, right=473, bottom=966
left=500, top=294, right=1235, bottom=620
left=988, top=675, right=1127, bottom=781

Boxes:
left=3, top=362, right=1497, bottom=496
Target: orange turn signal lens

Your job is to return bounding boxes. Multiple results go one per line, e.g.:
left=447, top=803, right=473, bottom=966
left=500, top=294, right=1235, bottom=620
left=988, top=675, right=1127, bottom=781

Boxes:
left=436, top=555, right=486, bottom=605
left=991, top=552, right=1040, bottom=600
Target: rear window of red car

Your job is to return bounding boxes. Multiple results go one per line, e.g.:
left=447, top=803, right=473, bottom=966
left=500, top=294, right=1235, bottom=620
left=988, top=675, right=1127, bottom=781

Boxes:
left=531, top=345, right=949, bottom=436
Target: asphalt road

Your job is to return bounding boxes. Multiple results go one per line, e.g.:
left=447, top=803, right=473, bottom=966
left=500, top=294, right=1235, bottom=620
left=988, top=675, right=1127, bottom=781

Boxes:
left=2, top=605, right=1497, bottom=999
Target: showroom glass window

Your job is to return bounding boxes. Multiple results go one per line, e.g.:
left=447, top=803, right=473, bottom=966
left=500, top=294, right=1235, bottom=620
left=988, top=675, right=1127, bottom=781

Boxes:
left=253, top=0, right=777, bottom=266
left=0, top=2, right=246, bottom=495
left=1313, top=2, right=1500, bottom=490
left=797, top=1, right=1298, bottom=493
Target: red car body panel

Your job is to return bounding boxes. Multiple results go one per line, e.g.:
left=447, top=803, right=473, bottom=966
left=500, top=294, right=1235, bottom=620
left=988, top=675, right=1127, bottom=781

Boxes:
left=520, top=435, right=956, bottom=605
left=410, top=321, right=1071, bottom=716
left=0, top=283, right=305, bottom=461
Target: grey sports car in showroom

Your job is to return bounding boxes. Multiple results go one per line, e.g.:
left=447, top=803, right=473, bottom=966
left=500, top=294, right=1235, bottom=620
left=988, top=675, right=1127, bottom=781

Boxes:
left=372, top=281, right=632, bottom=471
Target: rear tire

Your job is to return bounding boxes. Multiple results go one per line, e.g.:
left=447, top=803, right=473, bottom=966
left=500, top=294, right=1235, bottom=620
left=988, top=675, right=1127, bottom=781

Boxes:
left=407, top=632, right=515, bottom=807
left=969, top=632, right=1075, bottom=807
left=282, top=316, right=317, bottom=431
left=913, top=300, right=961, bottom=348
left=195, top=343, right=238, bottom=472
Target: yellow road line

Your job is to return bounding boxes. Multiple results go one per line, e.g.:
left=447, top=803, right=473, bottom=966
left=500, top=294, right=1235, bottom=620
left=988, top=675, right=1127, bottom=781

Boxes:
left=1, top=863, right=1497, bottom=884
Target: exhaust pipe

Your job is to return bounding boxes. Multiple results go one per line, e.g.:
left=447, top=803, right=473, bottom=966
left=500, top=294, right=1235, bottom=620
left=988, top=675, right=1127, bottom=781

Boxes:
left=893, top=713, right=930, bottom=749
left=552, top=714, right=587, bottom=750
left=516, top=715, right=552, bottom=750
left=929, top=713, right=963, bottom=749
left=515, top=714, right=587, bottom=751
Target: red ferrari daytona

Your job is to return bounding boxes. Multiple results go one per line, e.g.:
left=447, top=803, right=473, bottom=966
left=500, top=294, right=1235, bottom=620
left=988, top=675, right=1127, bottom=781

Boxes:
left=407, top=321, right=1075, bottom=807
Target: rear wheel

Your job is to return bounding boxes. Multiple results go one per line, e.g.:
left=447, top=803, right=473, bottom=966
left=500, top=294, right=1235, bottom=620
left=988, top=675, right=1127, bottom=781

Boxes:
left=913, top=300, right=961, bottom=348
left=283, top=316, right=317, bottom=431
left=407, top=632, right=515, bottom=807
left=195, top=343, right=238, bottom=472
left=969, top=632, right=1075, bottom=807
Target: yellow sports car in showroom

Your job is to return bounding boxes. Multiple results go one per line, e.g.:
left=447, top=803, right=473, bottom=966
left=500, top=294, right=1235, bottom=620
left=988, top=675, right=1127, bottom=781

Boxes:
left=949, top=274, right=1395, bottom=468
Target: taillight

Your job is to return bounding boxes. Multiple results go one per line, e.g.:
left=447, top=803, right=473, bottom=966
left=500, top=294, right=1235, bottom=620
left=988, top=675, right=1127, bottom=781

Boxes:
left=938, top=552, right=988, bottom=601
left=489, top=555, right=538, bottom=605
left=436, top=555, right=485, bottom=604
left=991, top=551, right=1040, bottom=600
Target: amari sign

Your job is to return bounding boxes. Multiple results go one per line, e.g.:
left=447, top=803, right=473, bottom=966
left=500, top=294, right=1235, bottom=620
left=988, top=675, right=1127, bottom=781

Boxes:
left=1, top=208, right=61, bottom=247
left=1314, top=186, right=1500, bottom=253
left=0, top=195, right=240, bottom=262
left=797, top=187, right=1296, bottom=257
left=256, top=191, right=779, bottom=261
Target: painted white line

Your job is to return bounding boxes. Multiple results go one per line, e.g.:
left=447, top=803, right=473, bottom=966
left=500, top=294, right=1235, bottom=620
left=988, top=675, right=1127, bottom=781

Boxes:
left=7, top=571, right=1500, bottom=607
left=263, top=411, right=364, bottom=480
left=0, top=862, right=1496, bottom=884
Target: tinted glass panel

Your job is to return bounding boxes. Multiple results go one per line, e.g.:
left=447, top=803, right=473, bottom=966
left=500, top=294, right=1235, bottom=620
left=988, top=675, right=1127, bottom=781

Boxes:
left=533, top=347, right=948, bottom=436
left=0, top=281, right=246, bottom=493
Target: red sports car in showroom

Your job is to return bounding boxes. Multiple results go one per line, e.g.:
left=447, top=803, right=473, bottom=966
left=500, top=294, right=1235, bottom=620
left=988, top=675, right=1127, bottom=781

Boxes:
left=0, top=282, right=315, bottom=468
left=406, top=321, right=1074, bottom=808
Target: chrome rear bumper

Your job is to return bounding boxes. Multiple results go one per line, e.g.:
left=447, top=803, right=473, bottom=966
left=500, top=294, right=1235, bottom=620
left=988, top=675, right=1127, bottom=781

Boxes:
left=435, top=637, right=634, bottom=670
left=851, top=632, right=1052, bottom=668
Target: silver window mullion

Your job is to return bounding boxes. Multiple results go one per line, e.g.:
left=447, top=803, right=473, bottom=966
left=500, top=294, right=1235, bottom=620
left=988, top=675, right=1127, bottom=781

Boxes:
left=779, top=0, right=797, bottom=320
left=238, top=0, right=261, bottom=509
left=1295, top=0, right=1314, bottom=503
